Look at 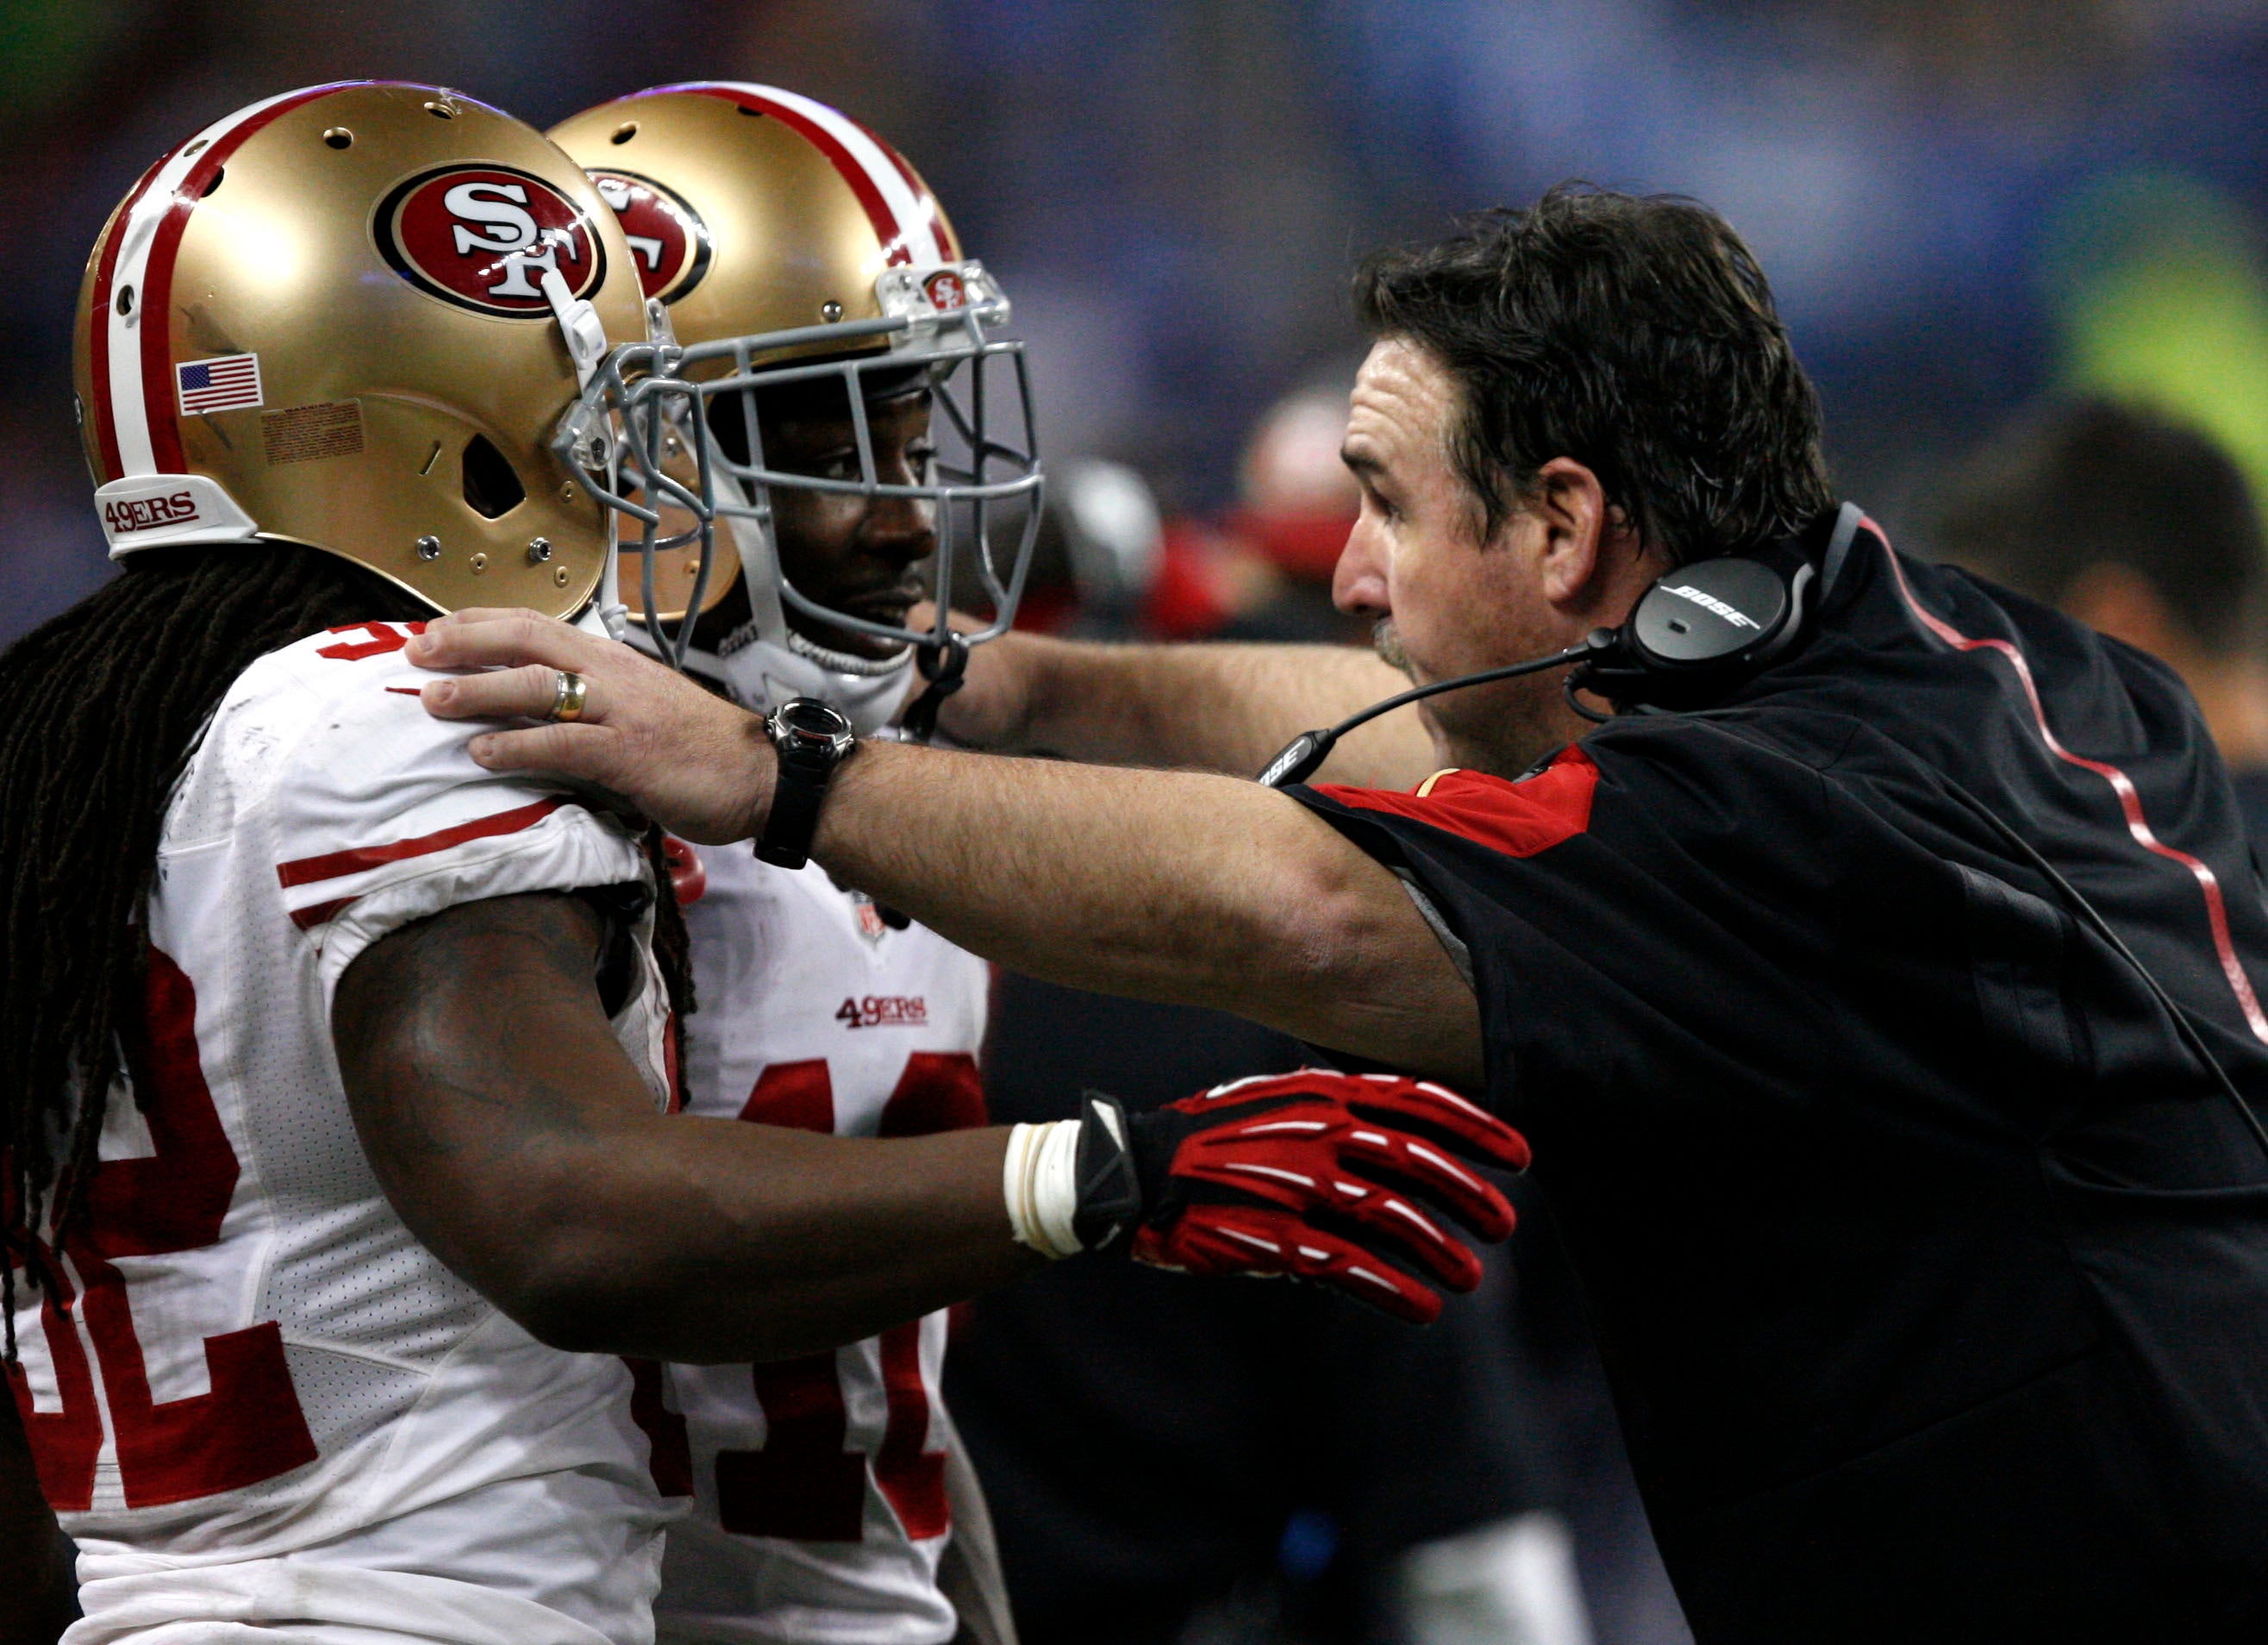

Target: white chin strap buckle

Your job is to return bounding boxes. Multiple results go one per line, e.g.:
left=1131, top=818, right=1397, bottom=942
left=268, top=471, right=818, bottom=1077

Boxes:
left=542, top=267, right=609, bottom=391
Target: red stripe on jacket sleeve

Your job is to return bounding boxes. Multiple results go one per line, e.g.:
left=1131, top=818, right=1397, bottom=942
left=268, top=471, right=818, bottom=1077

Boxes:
left=1313, top=747, right=1599, bottom=860
left=277, top=795, right=571, bottom=891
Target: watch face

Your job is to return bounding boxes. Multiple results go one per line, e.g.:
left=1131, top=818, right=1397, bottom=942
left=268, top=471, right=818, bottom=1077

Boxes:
left=779, top=698, right=854, bottom=739
left=773, top=697, right=856, bottom=765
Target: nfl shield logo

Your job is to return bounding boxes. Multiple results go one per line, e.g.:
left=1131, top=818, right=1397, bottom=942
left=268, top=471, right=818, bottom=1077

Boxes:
left=848, top=890, right=890, bottom=946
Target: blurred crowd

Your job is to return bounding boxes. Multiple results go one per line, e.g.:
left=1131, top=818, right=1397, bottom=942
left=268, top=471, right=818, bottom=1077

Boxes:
left=15, top=1, right=2268, bottom=642
left=15, top=3, right=2268, bottom=1642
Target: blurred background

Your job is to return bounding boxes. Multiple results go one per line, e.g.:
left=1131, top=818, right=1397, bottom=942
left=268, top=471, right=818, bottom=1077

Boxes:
left=17, top=3, right=2268, bottom=1643
left=15, top=0, right=2268, bottom=639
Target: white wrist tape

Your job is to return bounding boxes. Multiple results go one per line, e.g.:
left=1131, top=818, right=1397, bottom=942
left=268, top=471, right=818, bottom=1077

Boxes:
left=1002, top=1119, right=1084, bottom=1260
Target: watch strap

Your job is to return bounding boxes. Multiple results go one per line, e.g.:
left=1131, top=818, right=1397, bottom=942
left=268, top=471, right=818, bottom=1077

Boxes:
left=755, top=758, right=828, bottom=868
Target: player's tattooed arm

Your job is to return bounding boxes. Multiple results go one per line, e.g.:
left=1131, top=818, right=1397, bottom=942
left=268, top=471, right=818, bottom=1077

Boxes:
left=0, top=1394, right=76, bottom=1645
left=333, top=891, right=1042, bottom=1364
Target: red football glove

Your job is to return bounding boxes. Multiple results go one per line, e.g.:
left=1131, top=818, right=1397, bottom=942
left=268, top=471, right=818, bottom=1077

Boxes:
left=1077, top=1070, right=1531, bottom=1324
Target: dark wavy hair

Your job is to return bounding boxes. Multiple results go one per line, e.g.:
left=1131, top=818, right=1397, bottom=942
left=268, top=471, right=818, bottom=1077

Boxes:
left=1353, top=184, right=1834, bottom=564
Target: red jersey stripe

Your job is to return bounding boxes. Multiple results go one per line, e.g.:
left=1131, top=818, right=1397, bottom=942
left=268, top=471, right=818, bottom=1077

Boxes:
left=289, top=896, right=358, bottom=931
left=276, top=795, right=570, bottom=891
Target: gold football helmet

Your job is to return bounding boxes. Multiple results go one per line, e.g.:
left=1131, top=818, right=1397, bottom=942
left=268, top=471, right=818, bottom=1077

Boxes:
left=547, top=83, right=1041, bottom=734
left=72, top=80, right=646, bottom=618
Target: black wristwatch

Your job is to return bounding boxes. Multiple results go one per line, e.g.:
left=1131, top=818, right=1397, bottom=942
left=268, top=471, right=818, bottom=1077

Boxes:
left=755, top=697, right=857, bottom=869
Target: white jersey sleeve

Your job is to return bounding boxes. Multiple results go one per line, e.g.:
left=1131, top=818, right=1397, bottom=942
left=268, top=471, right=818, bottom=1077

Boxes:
left=11, top=621, right=679, bottom=1645
left=262, top=621, right=653, bottom=998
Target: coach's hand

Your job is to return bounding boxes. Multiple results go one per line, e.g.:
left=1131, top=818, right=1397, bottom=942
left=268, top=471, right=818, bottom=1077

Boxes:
left=1005, top=1069, right=1531, bottom=1324
left=408, top=609, right=775, bottom=845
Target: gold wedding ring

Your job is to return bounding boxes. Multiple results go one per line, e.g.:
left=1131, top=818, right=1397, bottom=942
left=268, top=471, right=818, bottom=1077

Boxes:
left=548, top=668, right=589, bottom=723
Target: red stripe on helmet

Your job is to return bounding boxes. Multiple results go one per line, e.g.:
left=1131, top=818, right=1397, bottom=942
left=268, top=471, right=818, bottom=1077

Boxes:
left=134, top=84, right=347, bottom=474
left=850, top=118, right=956, bottom=262
left=678, top=84, right=918, bottom=268
left=85, top=155, right=165, bottom=483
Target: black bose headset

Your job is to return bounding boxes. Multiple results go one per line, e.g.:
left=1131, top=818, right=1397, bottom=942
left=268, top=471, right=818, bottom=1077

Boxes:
left=1253, top=500, right=2268, bottom=1166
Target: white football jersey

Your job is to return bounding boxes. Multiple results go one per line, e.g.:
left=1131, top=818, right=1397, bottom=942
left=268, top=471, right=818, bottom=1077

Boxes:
left=650, top=841, right=990, bottom=1645
left=3, top=621, right=681, bottom=1645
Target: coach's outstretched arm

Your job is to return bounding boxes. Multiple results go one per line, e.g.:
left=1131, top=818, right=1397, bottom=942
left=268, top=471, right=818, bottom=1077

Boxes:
left=923, top=621, right=1435, bottom=790
left=406, top=613, right=1483, bottom=1086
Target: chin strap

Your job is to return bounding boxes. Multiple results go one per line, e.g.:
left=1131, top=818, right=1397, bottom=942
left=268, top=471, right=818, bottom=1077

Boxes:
left=900, top=631, right=970, bottom=744
left=541, top=268, right=610, bottom=392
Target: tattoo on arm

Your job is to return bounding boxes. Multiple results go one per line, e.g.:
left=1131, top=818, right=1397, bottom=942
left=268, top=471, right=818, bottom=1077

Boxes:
left=332, top=888, right=1039, bottom=1361
left=336, top=889, right=622, bottom=1142
left=332, top=891, right=657, bottom=1298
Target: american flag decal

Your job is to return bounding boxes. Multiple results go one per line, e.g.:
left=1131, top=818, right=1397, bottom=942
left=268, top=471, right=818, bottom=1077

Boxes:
left=176, top=352, right=263, bottom=416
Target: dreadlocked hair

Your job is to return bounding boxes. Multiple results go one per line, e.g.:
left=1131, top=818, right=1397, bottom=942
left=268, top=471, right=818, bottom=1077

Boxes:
left=0, top=541, right=694, bottom=1361
left=0, top=543, right=426, bottom=1357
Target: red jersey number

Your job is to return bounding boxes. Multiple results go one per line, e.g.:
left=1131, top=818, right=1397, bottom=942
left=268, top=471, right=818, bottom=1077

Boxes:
left=315, top=620, right=427, bottom=662
left=705, top=1053, right=984, bottom=1542
left=6, top=948, right=316, bottom=1511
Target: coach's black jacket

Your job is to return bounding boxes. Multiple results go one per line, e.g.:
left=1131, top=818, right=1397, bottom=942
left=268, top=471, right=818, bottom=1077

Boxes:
left=1294, top=524, right=2268, bottom=1642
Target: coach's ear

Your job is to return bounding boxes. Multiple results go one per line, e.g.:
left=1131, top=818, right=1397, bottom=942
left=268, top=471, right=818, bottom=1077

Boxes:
left=1528, top=458, right=1654, bottom=622
left=1527, top=458, right=1611, bottom=604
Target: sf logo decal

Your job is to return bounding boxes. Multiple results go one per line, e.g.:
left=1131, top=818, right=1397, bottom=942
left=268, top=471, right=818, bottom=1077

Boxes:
left=377, top=164, right=607, bottom=316
left=590, top=170, right=711, bottom=305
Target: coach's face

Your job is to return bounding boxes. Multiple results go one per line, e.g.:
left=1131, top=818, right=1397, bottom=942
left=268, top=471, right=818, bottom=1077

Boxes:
left=1333, top=338, right=1663, bottom=774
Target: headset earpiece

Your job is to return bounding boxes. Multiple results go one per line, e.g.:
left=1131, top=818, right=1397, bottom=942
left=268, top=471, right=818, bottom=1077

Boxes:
left=1571, top=508, right=1850, bottom=710
left=1627, top=558, right=1807, bottom=672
